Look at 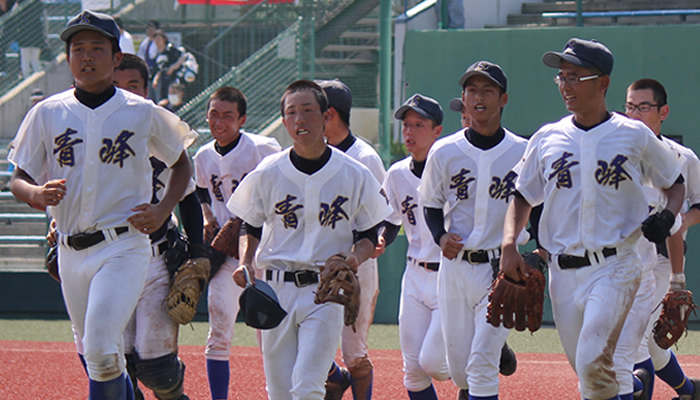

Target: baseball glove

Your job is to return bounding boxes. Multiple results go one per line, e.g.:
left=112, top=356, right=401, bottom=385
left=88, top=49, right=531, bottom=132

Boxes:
left=165, top=257, right=211, bottom=325
left=314, top=254, right=361, bottom=331
left=486, top=252, right=547, bottom=333
left=653, top=290, right=698, bottom=349
left=210, top=218, right=242, bottom=260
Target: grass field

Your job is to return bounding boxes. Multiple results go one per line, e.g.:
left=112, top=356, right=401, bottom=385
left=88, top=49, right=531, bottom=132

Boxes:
left=3, top=318, right=700, bottom=355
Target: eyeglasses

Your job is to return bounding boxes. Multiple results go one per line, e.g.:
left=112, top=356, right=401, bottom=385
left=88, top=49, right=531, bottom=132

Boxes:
left=623, top=102, right=661, bottom=113
left=553, top=74, right=599, bottom=87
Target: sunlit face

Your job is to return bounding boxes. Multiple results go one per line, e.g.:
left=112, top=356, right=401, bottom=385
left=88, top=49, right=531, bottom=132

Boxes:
left=401, top=109, right=441, bottom=158
left=625, top=88, right=668, bottom=136
left=207, top=98, right=246, bottom=147
left=113, top=68, right=147, bottom=97
left=462, top=75, right=507, bottom=126
left=68, top=30, right=121, bottom=93
left=556, top=60, right=606, bottom=116
left=282, top=90, right=329, bottom=150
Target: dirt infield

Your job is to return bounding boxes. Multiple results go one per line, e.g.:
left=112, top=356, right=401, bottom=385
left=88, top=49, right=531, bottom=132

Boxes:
left=1, top=340, right=697, bottom=399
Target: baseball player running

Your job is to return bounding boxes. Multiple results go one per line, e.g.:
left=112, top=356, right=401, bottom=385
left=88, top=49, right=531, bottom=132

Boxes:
left=501, top=38, right=685, bottom=400
left=420, top=61, right=527, bottom=400
left=624, top=78, right=700, bottom=400
left=229, top=80, right=392, bottom=400
left=316, top=79, right=386, bottom=400
left=381, top=93, right=450, bottom=399
left=114, top=53, right=202, bottom=400
left=192, top=86, right=281, bottom=400
left=9, top=10, right=194, bottom=400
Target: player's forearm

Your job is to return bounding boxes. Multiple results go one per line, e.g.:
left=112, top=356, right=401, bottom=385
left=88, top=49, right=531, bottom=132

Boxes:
left=10, top=169, right=42, bottom=210
left=682, top=207, right=700, bottom=232
left=178, top=192, right=204, bottom=248
left=667, top=231, right=685, bottom=275
left=502, top=195, right=532, bottom=249
left=663, top=181, right=686, bottom=216
left=159, top=152, right=193, bottom=218
left=241, top=234, right=260, bottom=267
left=351, top=238, right=376, bottom=265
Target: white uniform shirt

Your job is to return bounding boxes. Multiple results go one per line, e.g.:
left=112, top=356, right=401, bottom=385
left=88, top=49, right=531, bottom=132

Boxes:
left=384, top=157, right=441, bottom=263
left=226, top=147, right=392, bottom=272
left=420, top=128, right=528, bottom=251
left=8, top=88, right=192, bottom=235
left=665, top=137, right=700, bottom=210
left=193, top=132, right=281, bottom=222
left=515, top=113, right=683, bottom=256
left=345, top=135, right=386, bottom=184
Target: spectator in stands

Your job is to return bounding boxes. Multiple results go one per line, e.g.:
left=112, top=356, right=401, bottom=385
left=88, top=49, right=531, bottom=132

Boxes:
left=114, top=16, right=135, bottom=54
left=11, top=0, right=45, bottom=78
left=137, top=19, right=160, bottom=100
left=438, top=0, right=464, bottom=29
left=152, top=30, right=187, bottom=103
left=158, top=81, right=186, bottom=113
left=0, top=0, right=17, bottom=76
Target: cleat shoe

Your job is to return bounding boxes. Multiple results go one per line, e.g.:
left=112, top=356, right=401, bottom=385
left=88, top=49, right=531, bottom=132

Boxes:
left=632, top=368, right=650, bottom=400
left=325, top=367, right=351, bottom=400
left=457, top=388, right=469, bottom=400
left=499, top=342, right=517, bottom=376
left=677, top=377, right=700, bottom=400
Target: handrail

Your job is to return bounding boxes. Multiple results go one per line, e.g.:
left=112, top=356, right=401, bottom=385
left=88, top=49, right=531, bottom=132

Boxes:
left=204, top=0, right=270, bottom=51
left=395, top=0, right=437, bottom=22
left=543, top=9, right=700, bottom=19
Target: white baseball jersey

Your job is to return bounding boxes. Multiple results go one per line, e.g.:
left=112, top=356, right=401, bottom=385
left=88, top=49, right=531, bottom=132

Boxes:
left=515, top=113, right=683, bottom=256
left=151, top=157, right=197, bottom=204
left=665, top=137, right=700, bottom=211
left=8, top=88, right=193, bottom=235
left=420, top=128, right=528, bottom=250
left=384, top=157, right=441, bottom=263
left=226, top=147, right=392, bottom=271
left=193, top=132, right=281, bottom=222
left=345, top=135, right=386, bottom=184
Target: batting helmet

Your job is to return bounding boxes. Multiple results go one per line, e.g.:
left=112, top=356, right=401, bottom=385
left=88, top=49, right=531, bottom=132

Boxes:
left=239, top=274, right=287, bottom=330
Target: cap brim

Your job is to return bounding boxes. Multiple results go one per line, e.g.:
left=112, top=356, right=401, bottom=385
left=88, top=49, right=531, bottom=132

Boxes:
left=394, top=104, right=435, bottom=121
left=458, top=71, right=504, bottom=89
left=60, top=25, right=117, bottom=42
left=542, top=51, right=596, bottom=70
left=449, top=98, right=463, bottom=112
left=239, top=280, right=287, bottom=330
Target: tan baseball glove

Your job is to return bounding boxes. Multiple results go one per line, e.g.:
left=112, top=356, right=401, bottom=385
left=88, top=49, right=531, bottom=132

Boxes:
left=210, top=217, right=243, bottom=260
left=314, top=254, right=361, bottom=331
left=165, top=257, right=211, bottom=325
left=653, top=290, right=697, bottom=349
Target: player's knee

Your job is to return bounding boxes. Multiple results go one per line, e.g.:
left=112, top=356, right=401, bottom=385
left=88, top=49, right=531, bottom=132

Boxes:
left=419, top=356, right=450, bottom=381
left=403, top=371, right=432, bottom=392
left=85, top=352, right=124, bottom=382
left=133, top=352, right=185, bottom=400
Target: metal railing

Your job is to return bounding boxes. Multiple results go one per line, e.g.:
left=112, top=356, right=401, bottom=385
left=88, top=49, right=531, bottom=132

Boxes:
left=543, top=9, right=700, bottom=25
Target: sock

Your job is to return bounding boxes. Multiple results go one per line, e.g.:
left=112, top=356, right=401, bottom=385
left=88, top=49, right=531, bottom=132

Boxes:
left=351, top=369, right=373, bottom=400
left=407, top=384, right=438, bottom=400
left=327, top=361, right=344, bottom=384
left=656, top=352, right=694, bottom=395
left=206, top=359, right=230, bottom=400
left=634, top=358, right=655, bottom=399
left=125, top=374, right=134, bottom=400
left=78, top=353, right=88, bottom=376
left=468, top=395, right=498, bottom=400
left=89, top=373, right=126, bottom=400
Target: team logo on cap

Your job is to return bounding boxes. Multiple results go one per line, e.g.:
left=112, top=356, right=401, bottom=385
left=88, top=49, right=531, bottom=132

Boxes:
left=595, top=154, right=631, bottom=189
left=401, top=195, right=418, bottom=225
left=489, top=171, right=517, bottom=202
left=548, top=151, right=579, bottom=189
left=450, top=168, right=476, bottom=200
left=275, top=194, right=303, bottom=229
left=78, top=11, right=91, bottom=25
left=319, top=195, right=349, bottom=228
left=408, top=96, right=420, bottom=108
left=54, top=128, right=83, bottom=167
left=475, top=62, right=488, bottom=71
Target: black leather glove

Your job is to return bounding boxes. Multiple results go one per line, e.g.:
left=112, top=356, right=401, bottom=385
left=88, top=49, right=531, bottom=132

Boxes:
left=642, top=209, right=675, bottom=244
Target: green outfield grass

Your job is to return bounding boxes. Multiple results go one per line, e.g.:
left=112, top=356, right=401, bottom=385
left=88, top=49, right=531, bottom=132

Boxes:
left=2, top=319, right=700, bottom=356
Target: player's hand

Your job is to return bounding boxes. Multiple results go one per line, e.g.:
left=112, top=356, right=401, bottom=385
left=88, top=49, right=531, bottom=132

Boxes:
left=500, top=244, right=528, bottom=282
left=46, top=219, right=57, bottom=247
left=204, top=219, right=220, bottom=244
left=233, top=264, right=254, bottom=288
left=439, top=232, right=463, bottom=260
left=371, top=236, right=386, bottom=259
left=32, top=179, right=66, bottom=210
left=127, top=203, right=169, bottom=235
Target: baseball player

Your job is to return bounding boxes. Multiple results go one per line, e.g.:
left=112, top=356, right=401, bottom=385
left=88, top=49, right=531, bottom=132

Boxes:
left=229, top=80, right=392, bottom=400
left=381, top=93, right=450, bottom=399
left=9, top=10, right=194, bottom=400
left=420, top=61, right=528, bottom=400
left=113, top=53, right=202, bottom=400
left=500, top=38, right=685, bottom=400
left=316, top=79, right=386, bottom=400
left=192, top=86, right=281, bottom=400
left=624, top=78, right=700, bottom=400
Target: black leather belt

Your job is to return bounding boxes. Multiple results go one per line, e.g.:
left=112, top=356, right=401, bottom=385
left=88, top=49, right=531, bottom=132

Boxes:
left=266, top=269, right=319, bottom=287
left=67, top=226, right=129, bottom=251
left=558, top=248, right=617, bottom=269
left=407, top=256, right=439, bottom=271
left=462, top=249, right=498, bottom=264
left=151, top=240, right=169, bottom=256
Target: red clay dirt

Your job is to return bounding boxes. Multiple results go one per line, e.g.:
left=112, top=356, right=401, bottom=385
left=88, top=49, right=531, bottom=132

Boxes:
left=0, top=340, right=697, bottom=399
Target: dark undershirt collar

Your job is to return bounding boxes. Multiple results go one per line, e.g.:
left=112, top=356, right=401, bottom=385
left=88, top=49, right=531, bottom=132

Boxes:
left=573, top=112, right=612, bottom=131
left=410, top=158, right=425, bottom=178
left=464, top=127, right=505, bottom=150
left=74, top=85, right=116, bottom=109
left=215, top=133, right=242, bottom=156
left=332, top=132, right=356, bottom=153
left=290, top=147, right=332, bottom=175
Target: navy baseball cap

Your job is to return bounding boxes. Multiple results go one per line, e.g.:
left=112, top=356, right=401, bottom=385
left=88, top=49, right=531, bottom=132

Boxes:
left=60, top=10, right=121, bottom=42
left=394, top=93, right=444, bottom=125
left=449, top=97, right=463, bottom=112
left=239, top=278, right=287, bottom=330
left=459, top=61, right=508, bottom=92
left=542, top=38, right=613, bottom=76
left=317, top=79, right=352, bottom=114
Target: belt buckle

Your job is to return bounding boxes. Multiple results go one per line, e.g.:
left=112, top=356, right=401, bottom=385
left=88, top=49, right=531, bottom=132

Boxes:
left=69, top=232, right=90, bottom=250
left=466, top=250, right=480, bottom=264
left=294, top=270, right=311, bottom=287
